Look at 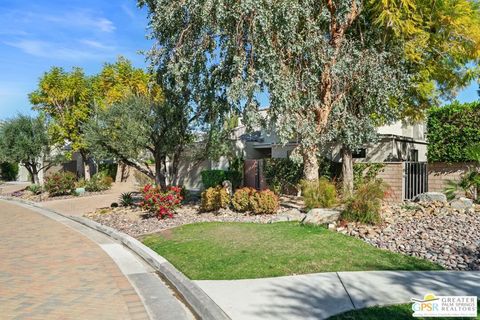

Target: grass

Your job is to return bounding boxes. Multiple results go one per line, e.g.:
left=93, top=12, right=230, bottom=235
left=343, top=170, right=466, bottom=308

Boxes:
left=142, top=222, right=442, bottom=280
left=329, top=302, right=479, bottom=320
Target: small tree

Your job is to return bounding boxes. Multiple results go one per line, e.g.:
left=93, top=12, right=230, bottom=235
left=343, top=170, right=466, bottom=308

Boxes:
left=84, top=96, right=192, bottom=188
left=29, top=67, right=93, bottom=179
left=0, top=115, right=61, bottom=184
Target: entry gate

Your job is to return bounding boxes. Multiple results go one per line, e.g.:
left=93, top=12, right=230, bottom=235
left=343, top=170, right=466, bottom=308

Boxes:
left=404, top=162, right=428, bottom=200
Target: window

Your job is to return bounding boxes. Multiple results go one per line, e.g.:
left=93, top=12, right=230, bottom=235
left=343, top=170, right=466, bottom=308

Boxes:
left=409, top=149, right=419, bottom=162
left=352, top=148, right=366, bottom=159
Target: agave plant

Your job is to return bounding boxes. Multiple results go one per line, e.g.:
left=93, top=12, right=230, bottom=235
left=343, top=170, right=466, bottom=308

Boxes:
left=119, top=192, right=135, bottom=207
left=444, top=144, right=480, bottom=202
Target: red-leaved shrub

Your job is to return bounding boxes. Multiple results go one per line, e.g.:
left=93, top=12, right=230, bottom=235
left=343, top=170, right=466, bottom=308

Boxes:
left=140, top=184, right=183, bottom=219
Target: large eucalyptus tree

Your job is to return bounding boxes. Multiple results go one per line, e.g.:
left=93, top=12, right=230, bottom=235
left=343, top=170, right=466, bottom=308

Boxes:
left=139, top=0, right=361, bottom=181
left=139, top=0, right=480, bottom=182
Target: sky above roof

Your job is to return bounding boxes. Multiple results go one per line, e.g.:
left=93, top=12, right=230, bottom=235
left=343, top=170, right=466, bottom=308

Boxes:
left=0, top=0, right=478, bottom=120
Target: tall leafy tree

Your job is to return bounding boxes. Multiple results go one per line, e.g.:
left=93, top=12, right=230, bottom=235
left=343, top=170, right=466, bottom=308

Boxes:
left=0, top=115, right=61, bottom=184
left=84, top=96, right=192, bottom=188
left=322, top=44, right=409, bottom=193
left=29, top=67, right=93, bottom=179
left=370, top=0, right=480, bottom=111
left=92, top=56, right=163, bottom=108
left=139, top=0, right=480, bottom=182
left=139, top=0, right=361, bottom=181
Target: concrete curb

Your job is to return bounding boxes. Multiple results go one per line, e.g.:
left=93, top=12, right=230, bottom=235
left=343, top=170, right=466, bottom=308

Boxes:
left=0, top=196, right=231, bottom=320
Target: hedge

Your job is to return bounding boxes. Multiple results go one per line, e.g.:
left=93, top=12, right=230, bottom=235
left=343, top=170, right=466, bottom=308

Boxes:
left=201, top=169, right=242, bottom=189
left=427, top=101, right=480, bottom=162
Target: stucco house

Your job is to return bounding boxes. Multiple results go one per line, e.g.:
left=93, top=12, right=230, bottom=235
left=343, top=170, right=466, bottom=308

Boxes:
left=232, top=110, right=427, bottom=163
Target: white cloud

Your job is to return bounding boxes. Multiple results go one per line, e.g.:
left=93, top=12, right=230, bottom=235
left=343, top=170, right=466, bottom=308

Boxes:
left=4, top=39, right=110, bottom=61
left=41, top=11, right=116, bottom=33
left=79, top=39, right=115, bottom=50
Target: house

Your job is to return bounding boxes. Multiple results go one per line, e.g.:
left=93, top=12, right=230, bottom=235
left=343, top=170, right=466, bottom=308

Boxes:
left=233, top=110, right=427, bottom=163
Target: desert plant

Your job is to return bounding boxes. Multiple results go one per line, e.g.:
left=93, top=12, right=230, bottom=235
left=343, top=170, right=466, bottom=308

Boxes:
left=250, top=189, right=279, bottom=214
left=341, top=180, right=387, bottom=225
left=232, top=187, right=256, bottom=212
left=85, top=172, right=113, bottom=192
left=353, top=163, right=385, bottom=188
left=120, top=192, right=135, bottom=207
left=200, top=186, right=230, bottom=212
left=444, top=144, right=480, bottom=202
left=301, top=178, right=337, bottom=209
left=27, top=184, right=43, bottom=195
left=141, top=184, right=183, bottom=219
left=44, top=172, right=77, bottom=196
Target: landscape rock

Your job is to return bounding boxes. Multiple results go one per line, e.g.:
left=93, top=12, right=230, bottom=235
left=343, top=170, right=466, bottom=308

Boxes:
left=450, top=197, right=474, bottom=211
left=414, top=192, right=447, bottom=203
left=343, top=201, right=480, bottom=271
left=301, top=208, right=341, bottom=225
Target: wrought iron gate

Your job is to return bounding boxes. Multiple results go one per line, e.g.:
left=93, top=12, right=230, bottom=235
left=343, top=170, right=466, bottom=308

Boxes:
left=404, top=162, right=428, bottom=200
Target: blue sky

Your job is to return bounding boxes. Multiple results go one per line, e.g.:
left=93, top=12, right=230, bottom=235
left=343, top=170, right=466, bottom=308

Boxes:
left=0, top=0, right=152, bottom=119
left=0, top=0, right=478, bottom=120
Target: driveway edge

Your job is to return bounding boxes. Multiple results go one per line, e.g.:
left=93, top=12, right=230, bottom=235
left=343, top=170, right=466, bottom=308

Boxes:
left=0, top=196, right=231, bottom=320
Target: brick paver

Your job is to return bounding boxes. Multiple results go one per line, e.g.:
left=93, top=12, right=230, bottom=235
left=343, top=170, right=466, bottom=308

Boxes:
left=0, top=200, right=150, bottom=320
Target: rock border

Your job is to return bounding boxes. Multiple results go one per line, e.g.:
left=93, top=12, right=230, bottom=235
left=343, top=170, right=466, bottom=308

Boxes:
left=0, top=196, right=230, bottom=320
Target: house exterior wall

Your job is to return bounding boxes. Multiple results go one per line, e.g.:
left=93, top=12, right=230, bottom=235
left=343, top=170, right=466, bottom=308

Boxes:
left=377, top=121, right=426, bottom=140
left=243, top=119, right=428, bottom=164
left=428, top=162, right=478, bottom=195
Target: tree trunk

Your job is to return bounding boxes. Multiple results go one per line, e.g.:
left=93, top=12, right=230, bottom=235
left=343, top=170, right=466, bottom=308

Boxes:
left=24, top=164, right=35, bottom=184
left=80, top=150, right=91, bottom=181
left=154, top=153, right=167, bottom=189
left=302, top=145, right=319, bottom=181
left=342, top=147, right=354, bottom=196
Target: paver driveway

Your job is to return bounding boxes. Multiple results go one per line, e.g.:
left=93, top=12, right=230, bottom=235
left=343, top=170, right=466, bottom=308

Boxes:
left=0, top=200, right=150, bottom=320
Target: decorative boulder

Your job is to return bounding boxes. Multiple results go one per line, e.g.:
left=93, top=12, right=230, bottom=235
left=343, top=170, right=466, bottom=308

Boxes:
left=301, top=208, right=341, bottom=225
left=222, top=180, right=233, bottom=196
left=450, top=197, right=474, bottom=211
left=414, top=192, right=447, bottom=203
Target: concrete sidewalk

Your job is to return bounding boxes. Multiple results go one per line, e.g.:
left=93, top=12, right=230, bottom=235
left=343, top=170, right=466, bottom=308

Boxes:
left=196, top=271, right=480, bottom=320
left=40, top=182, right=138, bottom=217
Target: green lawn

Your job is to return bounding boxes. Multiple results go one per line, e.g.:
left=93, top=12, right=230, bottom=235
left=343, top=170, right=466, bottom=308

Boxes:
left=329, top=303, right=479, bottom=320
left=142, top=222, right=442, bottom=280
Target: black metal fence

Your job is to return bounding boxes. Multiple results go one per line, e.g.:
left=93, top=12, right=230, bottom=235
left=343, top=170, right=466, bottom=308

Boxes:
left=404, top=162, right=428, bottom=200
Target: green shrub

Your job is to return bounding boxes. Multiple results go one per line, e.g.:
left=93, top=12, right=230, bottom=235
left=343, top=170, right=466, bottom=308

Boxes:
left=27, top=184, right=43, bottom=195
left=45, top=172, right=77, bottom=196
left=75, top=178, right=86, bottom=188
left=85, top=172, right=113, bottom=192
left=232, top=187, right=256, bottom=212
left=353, top=163, right=385, bottom=188
left=201, top=169, right=241, bottom=190
left=264, top=158, right=303, bottom=194
left=301, top=178, right=337, bottom=209
left=120, top=192, right=135, bottom=206
left=98, top=162, right=118, bottom=180
left=427, top=101, right=480, bottom=162
left=0, top=162, right=19, bottom=181
left=200, top=186, right=231, bottom=212
left=250, top=189, right=279, bottom=214
left=341, top=180, right=387, bottom=225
